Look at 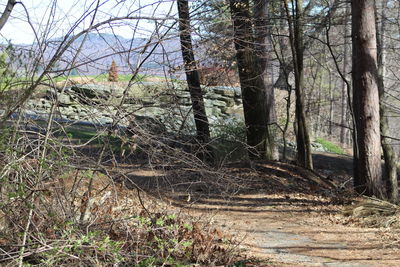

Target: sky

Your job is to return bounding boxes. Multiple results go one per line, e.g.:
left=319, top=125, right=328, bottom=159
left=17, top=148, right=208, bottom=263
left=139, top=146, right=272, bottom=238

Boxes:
left=0, top=0, right=177, bottom=44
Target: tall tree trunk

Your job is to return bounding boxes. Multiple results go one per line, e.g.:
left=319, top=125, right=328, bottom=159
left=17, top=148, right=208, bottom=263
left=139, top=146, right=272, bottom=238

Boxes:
left=375, top=0, right=398, bottom=202
left=340, top=3, right=350, bottom=144
left=253, top=0, right=279, bottom=160
left=352, top=0, right=384, bottom=198
left=328, top=71, right=333, bottom=135
left=314, top=50, right=326, bottom=137
left=229, top=0, right=273, bottom=159
left=284, top=0, right=313, bottom=169
left=315, top=72, right=322, bottom=136
left=177, top=0, right=211, bottom=147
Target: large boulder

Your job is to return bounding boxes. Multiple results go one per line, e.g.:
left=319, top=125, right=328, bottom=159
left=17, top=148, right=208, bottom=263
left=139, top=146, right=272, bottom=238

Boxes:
left=58, top=93, right=73, bottom=106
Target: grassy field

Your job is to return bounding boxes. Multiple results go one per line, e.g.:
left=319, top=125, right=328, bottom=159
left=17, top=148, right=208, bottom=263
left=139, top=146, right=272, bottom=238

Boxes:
left=52, top=73, right=146, bottom=83
left=91, top=73, right=146, bottom=82
left=315, top=137, right=346, bottom=154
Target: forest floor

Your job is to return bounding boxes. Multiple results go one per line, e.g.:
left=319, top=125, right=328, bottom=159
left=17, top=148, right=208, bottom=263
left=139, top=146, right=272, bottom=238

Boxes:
left=7, top=123, right=398, bottom=266
left=118, top=152, right=400, bottom=266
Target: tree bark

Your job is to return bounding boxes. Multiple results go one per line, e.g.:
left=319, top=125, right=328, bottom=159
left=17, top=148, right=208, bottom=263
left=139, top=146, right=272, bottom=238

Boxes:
left=328, top=71, right=333, bottom=135
left=340, top=3, right=350, bottom=144
left=0, top=0, right=16, bottom=32
left=315, top=71, right=322, bottom=136
left=177, top=0, right=211, bottom=147
left=375, top=0, right=398, bottom=202
left=229, top=0, right=273, bottom=159
left=284, top=0, right=313, bottom=169
left=253, top=0, right=279, bottom=160
left=352, top=0, right=384, bottom=198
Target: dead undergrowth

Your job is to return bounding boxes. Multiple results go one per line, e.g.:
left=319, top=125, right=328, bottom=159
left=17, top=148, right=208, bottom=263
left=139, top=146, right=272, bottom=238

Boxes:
left=1, top=118, right=399, bottom=266
left=0, top=123, right=249, bottom=266
left=343, top=197, right=400, bottom=228
left=0, top=165, right=245, bottom=266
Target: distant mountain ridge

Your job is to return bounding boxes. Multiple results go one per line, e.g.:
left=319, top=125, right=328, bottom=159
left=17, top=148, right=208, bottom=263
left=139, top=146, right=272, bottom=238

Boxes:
left=53, top=32, right=183, bottom=76
left=7, top=32, right=183, bottom=77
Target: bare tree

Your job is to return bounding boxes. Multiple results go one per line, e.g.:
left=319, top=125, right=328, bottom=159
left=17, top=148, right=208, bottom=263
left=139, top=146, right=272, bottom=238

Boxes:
left=340, top=3, right=351, bottom=145
left=253, top=0, right=279, bottom=160
left=352, top=0, right=384, bottom=198
left=283, top=0, right=313, bottom=169
left=177, top=0, right=211, bottom=149
left=375, top=0, right=398, bottom=202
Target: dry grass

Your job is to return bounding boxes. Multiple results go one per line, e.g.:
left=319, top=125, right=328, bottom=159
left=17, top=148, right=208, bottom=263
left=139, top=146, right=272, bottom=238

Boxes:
left=343, top=197, right=400, bottom=228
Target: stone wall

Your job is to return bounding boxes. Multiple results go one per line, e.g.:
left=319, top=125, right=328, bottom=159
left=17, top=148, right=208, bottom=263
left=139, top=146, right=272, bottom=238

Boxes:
left=25, top=82, right=330, bottom=153
left=26, top=83, right=244, bottom=131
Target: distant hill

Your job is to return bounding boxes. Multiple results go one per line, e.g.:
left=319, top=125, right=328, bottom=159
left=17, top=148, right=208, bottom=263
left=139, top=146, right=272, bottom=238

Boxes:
left=11, top=32, right=183, bottom=77
left=55, top=32, right=183, bottom=77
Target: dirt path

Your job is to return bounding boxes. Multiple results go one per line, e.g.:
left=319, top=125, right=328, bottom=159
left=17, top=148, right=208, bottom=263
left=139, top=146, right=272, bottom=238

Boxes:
left=121, top=153, right=400, bottom=266
left=181, top=192, right=400, bottom=266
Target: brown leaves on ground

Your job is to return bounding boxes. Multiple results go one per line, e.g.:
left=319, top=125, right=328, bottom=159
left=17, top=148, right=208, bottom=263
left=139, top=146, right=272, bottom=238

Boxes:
left=2, top=146, right=399, bottom=266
